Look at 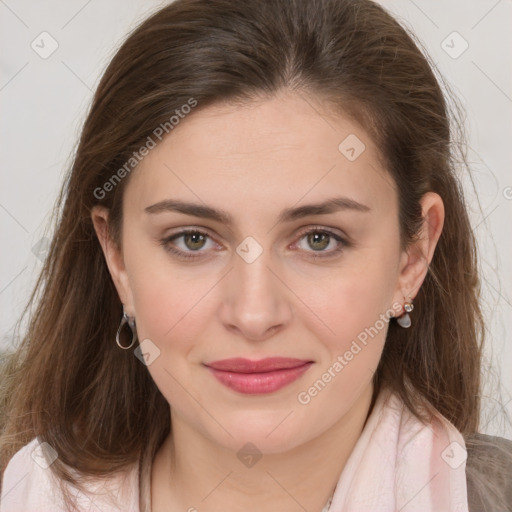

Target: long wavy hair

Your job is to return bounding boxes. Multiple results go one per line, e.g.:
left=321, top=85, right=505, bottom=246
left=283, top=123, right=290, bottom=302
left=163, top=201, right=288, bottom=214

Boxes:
left=1, top=0, right=510, bottom=510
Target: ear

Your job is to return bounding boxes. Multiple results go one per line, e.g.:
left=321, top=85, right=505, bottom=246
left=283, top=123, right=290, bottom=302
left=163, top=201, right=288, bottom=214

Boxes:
left=91, top=205, right=135, bottom=315
left=392, top=192, right=445, bottom=310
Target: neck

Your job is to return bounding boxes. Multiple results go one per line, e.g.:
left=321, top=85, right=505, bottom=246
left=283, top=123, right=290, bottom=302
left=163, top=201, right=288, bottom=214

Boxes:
left=151, top=384, right=375, bottom=512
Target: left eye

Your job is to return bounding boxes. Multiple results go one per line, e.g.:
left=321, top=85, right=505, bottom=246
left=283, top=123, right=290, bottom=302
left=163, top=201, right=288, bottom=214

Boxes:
left=294, top=229, right=345, bottom=257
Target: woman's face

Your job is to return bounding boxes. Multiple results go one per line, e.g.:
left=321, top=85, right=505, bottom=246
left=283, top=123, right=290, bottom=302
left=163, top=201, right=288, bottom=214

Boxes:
left=95, top=91, right=415, bottom=453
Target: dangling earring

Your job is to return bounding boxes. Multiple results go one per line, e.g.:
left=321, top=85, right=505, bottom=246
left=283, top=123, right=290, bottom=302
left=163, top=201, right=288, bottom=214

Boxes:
left=116, top=306, right=137, bottom=349
left=396, top=299, right=414, bottom=328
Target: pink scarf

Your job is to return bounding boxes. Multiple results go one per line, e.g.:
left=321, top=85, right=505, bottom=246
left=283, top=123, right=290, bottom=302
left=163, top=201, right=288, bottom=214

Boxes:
left=328, top=386, right=469, bottom=511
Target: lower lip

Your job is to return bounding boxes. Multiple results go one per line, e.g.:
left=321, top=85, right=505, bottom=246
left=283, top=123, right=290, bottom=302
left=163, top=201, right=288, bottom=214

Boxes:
left=205, top=362, right=313, bottom=394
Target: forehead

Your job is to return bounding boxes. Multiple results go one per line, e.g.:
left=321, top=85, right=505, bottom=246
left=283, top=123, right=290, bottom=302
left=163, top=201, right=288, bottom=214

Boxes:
left=125, top=91, right=396, bottom=220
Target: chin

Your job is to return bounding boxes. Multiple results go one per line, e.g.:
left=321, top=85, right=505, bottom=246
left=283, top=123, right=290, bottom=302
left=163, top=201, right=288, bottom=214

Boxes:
left=210, top=414, right=307, bottom=455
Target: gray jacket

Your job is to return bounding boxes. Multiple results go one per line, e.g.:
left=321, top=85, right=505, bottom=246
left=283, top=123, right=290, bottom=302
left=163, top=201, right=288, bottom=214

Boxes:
left=466, top=433, right=512, bottom=511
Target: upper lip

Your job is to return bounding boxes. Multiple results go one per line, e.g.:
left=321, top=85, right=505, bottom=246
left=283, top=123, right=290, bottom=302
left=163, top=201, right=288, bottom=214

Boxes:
left=204, top=357, right=312, bottom=373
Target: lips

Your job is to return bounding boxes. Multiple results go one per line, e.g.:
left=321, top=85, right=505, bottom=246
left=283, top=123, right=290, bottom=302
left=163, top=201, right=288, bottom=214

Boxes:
left=204, top=357, right=312, bottom=373
left=203, top=357, right=313, bottom=394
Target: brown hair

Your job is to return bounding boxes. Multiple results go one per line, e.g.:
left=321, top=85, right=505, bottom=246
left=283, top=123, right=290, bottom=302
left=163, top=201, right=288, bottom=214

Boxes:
left=1, top=0, right=510, bottom=510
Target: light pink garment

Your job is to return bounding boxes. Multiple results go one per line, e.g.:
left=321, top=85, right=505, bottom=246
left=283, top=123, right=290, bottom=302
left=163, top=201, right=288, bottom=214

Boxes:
left=0, top=438, right=139, bottom=512
left=328, top=386, right=469, bottom=512
left=0, top=387, right=469, bottom=511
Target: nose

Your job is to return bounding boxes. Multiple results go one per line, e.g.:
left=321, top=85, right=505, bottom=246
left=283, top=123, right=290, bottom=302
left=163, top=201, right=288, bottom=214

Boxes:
left=218, top=248, right=292, bottom=342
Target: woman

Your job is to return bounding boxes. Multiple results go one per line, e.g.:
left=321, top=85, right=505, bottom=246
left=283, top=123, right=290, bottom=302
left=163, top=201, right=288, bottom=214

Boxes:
left=0, top=0, right=511, bottom=510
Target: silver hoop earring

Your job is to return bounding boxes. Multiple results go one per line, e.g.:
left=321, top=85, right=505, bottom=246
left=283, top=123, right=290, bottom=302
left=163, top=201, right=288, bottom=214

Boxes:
left=116, top=307, right=137, bottom=349
left=396, top=300, right=414, bottom=328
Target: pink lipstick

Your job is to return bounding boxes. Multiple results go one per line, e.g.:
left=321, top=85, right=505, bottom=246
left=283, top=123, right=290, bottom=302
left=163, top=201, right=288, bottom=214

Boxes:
left=203, top=357, right=313, bottom=394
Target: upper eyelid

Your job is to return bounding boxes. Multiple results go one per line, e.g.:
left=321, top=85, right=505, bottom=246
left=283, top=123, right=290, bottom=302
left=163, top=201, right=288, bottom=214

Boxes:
left=165, top=227, right=220, bottom=246
left=164, top=225, right=347, bottom=251
left=165, top=225, right=345, bottom=240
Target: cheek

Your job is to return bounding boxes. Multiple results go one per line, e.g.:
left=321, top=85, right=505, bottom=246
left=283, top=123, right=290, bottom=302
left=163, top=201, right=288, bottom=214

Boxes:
left=130, top=268, right=215, bottom=352
left=294, top=261, right=396, bottom=419
left=310, top=286, right=390, bottom=389
left=127, top=260, right=218, bottom=411
left=300, top=251, right=399, bottom=352
left=122, top=237, right=206, bottom=345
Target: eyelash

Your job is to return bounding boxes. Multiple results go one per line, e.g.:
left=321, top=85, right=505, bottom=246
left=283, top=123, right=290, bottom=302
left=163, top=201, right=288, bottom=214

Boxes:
left=160, top=226, right=350, bottom=261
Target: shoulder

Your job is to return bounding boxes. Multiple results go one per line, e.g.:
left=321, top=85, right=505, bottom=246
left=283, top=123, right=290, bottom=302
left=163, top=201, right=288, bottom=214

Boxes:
left=1, top=437, right=140, bottom=512
left=465, top=433, right=512, bottom=512
left=0, top=438, right=61, bottom=512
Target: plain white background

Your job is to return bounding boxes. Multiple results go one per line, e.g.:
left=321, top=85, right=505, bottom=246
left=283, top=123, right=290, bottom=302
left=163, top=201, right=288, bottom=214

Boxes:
left=1, top=0, right=511, bottom=437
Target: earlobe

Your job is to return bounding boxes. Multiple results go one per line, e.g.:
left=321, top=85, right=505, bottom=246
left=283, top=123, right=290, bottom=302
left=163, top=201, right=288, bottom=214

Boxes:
left=90, top=206, right=133, bottom=311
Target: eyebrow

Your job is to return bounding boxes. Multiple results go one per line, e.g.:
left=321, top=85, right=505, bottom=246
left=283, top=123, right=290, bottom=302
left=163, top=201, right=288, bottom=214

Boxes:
left=144, top=196, right=371, bottom=224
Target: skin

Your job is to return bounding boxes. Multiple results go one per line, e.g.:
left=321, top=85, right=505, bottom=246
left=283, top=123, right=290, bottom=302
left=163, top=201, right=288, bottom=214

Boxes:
left=92, top=89, right=444, bottom=512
